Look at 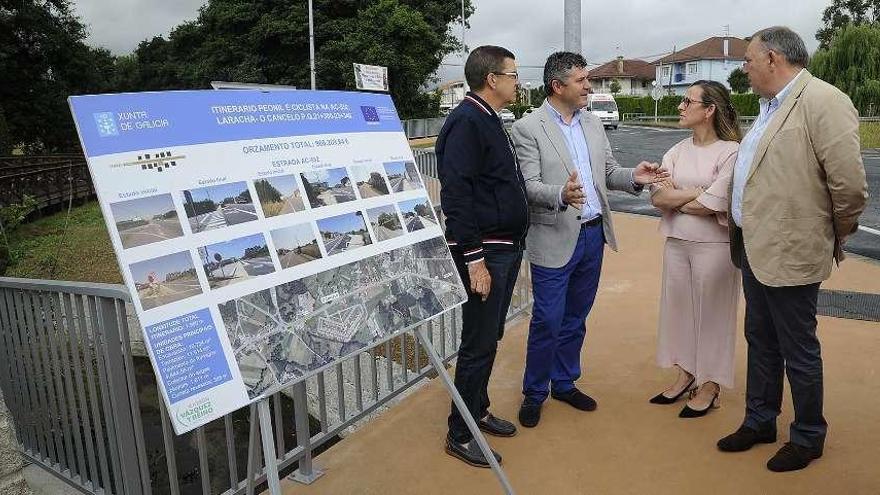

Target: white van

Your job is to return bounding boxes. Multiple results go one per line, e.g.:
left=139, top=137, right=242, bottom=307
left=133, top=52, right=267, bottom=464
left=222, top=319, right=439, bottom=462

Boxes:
left=587, top=93, right=619, bottom=130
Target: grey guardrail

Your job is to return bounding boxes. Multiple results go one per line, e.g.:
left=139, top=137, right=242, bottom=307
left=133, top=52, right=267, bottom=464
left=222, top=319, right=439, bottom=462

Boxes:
left=401, top=117, right=447, bottom=139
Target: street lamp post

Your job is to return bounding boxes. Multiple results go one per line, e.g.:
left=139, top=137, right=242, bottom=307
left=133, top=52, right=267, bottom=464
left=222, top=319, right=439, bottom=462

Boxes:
left=526, top=81, right=532, bottom=107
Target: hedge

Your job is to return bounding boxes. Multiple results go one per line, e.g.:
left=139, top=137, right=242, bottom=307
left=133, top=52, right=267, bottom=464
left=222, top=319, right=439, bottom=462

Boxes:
left=615, top=93, right=760, bottom=118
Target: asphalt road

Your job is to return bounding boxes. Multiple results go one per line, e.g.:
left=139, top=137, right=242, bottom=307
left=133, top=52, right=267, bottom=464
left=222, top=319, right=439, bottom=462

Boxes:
left=606, top=125, right=879, bottom=260
left=279, top=251, right=319, bottom=268
left=208, top=257, right=274, bottom=287
left=406, top=216, right=424, bottom=232
left=189, top=204, right=258, bottom=232
left=325, top=234, right=351, bottom=255
left=317, top=188, right=356, bottom=206
left=119, top=219, right=183, bottom=248
left=373, top=224, right=403, bottom=241
left=221, top=203, right=259, bottom=225
left=138, top=278, right=202, bottom=309
left=279, top=194, right=304, bottom=214
left=358, top=184, right=386, bottom=198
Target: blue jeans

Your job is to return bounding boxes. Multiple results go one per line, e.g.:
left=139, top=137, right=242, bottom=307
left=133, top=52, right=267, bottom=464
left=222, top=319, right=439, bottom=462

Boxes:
left=522, top=224, right=604, bottom=404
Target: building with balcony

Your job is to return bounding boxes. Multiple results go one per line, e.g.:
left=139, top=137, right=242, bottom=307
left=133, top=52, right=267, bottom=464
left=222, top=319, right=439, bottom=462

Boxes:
left=654, top=36, right=747, bottom=95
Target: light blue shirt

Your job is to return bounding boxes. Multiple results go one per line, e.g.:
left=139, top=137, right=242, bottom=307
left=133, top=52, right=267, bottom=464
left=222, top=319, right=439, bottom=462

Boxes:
left=546, top=103, right=603, bottom=222
left=731, top=69, right=804, bottom=226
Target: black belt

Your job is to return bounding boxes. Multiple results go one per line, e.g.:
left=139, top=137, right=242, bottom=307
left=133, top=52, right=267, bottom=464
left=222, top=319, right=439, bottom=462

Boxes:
left=579, top=215, right=603, bottom=228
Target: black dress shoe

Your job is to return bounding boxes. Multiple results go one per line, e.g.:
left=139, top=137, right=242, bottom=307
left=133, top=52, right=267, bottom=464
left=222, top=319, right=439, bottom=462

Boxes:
left=649, top=377, right=696, bottom=404
left=767, top=442, right=822, bottom=472
left=479, top=413, right=517, bottom=437
left=678, top=390, right=719, bottom=418
left=551, top=388, right=597, bottom=411
left=445, top=437, right=502, bottom=468
left=717, top=424, right=777, bottom=452
left=518, top=402, right=542, bottom=428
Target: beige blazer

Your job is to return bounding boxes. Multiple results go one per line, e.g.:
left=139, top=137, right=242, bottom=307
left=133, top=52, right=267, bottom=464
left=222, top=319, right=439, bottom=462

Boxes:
left=729, top=70, right=868, bottom=287
left=510, top=99, right=640, bottom=269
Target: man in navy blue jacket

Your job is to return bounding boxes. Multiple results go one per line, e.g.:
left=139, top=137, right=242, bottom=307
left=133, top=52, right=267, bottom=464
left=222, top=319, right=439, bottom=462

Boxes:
left=437, top=45, right=529, bottom=468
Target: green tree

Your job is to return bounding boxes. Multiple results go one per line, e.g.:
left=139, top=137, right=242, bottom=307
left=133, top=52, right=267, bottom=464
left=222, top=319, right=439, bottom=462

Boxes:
left=0, top=1, right=118, bottom=152
left=728, top=68, right=750, bottom=93
left=609, top=79, right=621, bottom=94
left=254, top=179, right=283, bottom=203
left=125, top=0, right=471, bottom=119
left=810, top=24, right=880, bottom=116
left=816, top=0, right=880, bottom=48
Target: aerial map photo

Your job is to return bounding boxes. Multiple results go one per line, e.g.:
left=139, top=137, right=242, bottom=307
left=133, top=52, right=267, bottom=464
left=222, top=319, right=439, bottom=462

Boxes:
left=217, top=236, right=467, bottom=399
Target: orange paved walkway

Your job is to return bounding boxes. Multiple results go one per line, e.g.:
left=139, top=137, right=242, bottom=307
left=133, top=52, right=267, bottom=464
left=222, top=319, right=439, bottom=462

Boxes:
left=281, top=213, right=880, bottom=495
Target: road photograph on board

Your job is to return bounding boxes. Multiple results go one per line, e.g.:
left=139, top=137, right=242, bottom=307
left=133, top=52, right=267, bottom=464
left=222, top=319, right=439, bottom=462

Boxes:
left=109, top=193, right=184, bottom=248
left=182, top=181, right=259, bottom=233
left=198, top=233, right=276, bottom=289
left=129, top=250, right=203, bottom=310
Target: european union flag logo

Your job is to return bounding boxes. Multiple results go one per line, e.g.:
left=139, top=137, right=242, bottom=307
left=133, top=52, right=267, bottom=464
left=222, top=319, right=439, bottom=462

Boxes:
left=360, top=106, right=380, bottom=122
left=94, top=112, right=119, bottom=137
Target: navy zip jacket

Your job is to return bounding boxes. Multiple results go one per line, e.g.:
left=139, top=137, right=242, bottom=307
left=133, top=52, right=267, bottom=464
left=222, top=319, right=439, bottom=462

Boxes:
left=436, top=92, right=529, bottom=265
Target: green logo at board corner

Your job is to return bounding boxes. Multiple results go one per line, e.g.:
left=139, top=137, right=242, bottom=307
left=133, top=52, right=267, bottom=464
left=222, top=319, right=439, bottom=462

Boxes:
left=175, top=398, right=216, bottom=428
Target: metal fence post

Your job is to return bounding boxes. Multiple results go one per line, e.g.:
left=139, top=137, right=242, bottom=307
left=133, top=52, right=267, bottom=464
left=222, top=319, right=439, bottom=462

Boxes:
left=288, top=381, right=324, bottom=484
left=95, top=295, right=146, bottom=495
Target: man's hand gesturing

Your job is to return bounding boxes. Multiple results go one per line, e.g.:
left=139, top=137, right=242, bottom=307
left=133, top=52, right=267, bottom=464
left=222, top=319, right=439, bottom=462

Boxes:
left=562, top=170, right=586, bottom=208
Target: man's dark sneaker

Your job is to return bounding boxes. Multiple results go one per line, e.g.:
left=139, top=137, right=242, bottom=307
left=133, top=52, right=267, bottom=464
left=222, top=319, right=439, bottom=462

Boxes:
left=551, top=388, right=597, bottom=411
left=518, top=402, right=542, bottom=427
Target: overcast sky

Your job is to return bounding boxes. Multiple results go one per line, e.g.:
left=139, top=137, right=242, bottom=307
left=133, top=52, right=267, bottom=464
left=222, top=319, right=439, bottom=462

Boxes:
left=72, top=0, right=832, bottom=86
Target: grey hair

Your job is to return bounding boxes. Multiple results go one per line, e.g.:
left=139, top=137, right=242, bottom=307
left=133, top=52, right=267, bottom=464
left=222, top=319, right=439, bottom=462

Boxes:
left=543, top=51, right=588, bottom=97
left=751, top=26, right=810, bottom=68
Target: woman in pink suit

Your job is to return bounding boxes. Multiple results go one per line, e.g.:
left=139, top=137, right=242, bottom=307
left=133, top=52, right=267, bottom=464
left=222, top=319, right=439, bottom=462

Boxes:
left=649, top=80, right=742, bottom=418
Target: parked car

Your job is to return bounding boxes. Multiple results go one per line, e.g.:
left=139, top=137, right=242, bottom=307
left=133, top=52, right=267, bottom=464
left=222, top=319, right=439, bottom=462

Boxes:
left=522, top=107, right=535, bottom=116
left=498, top=108, right=516, bottom=124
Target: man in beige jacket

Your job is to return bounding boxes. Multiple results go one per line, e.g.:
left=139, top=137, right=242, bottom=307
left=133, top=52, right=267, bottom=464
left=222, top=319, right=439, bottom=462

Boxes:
left=716, top=26, right=868, bottom=472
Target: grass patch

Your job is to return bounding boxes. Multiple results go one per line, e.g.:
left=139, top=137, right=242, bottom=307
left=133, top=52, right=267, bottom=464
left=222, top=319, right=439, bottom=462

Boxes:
left=4, top=201, right=122, bottom=283
left=260, top=200, right=285, bottom=217
left=409, top=137, right=437, bottom=148
left=861, top=122, right=880, bottom=149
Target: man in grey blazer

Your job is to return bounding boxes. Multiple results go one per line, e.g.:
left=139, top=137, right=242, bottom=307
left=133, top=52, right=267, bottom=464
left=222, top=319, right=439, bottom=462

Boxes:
left=511, top=51, right=664, bottom=427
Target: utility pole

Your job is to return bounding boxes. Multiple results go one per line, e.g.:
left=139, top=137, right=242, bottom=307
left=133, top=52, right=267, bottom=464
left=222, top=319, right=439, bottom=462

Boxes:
left=563, top=0, right=582, bottom=54
left=461, top=0, right=467, bottom=65
left=309, top=0, right=316, bottom=90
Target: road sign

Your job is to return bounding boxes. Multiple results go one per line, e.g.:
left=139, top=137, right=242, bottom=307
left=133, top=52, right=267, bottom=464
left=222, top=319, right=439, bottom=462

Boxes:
left=651, top=84, right=663, bottom=101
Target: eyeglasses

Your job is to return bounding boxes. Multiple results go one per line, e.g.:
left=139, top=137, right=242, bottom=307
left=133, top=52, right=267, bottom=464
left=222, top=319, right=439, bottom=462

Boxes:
left=681, top=96, right=711, bottom=109
left=492, top=71, right=519, bottom=80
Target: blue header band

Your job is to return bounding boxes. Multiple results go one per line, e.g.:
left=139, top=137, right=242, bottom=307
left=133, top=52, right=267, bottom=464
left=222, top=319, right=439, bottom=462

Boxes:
left=69, top=89, right=402, bottom=157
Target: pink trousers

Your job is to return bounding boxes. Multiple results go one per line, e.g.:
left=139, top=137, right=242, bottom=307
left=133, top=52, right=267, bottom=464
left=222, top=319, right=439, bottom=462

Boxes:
left=656, top=238, right=740, bottom=388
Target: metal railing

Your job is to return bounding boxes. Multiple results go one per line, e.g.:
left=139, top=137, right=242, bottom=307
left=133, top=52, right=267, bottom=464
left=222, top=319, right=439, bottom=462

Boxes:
left=401, top=117, right=446, bottom=139
left=0, top=265, right=532, bottom=494
left=0, top=155, right=93, bottom=210
left=0, top=152, right=534, bottom=493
